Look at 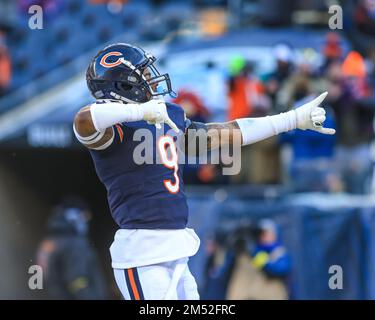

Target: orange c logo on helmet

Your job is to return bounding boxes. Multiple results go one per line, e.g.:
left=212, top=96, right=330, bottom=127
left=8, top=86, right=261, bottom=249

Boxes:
left=100, top=51, right=123, bottom=68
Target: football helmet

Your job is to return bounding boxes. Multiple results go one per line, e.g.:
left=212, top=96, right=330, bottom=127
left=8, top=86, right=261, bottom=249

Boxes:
left=86, top=43, right=176, bottom=103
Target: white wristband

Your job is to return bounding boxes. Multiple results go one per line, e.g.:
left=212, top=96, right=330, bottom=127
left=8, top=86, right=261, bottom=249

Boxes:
left=90, top=101, right=144, bottom=132
left=236, top=110, right=297, bottom=145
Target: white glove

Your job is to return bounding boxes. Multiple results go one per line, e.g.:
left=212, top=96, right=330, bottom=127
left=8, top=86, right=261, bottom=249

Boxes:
left=140, top=100, right=179, bottom=133
left=295, top=92, right=336, bottom=135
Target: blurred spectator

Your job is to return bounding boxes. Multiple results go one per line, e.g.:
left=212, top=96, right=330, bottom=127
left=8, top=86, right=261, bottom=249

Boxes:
left=226, top=220, right=291, bottom=300
left=277, top=48, right=326, bottom=110
left=321, top=32, right=343, bottom=72
left=281, top=95, right=341, bottom=193
left=263, top=43, right=294, bottom=111
left=278, top=61, right=341, bottom=192
left=201, top=231, right=236, bottom=300
left=227, top=56, right=268, bottom=120
left=227, top=55, right=251, bottom=121
left=227, top=56, right=279, bottom=184
left=0, top=33, right=11, bottom=97
left=36, top=197, right=108, bottom=299
left=250, top=220, right=291, bottom=289
left=173, top=89, right=210, bottom=123
left=354, top=0, right=375, bottom=35
left=327, top=51, right=374, bottom=193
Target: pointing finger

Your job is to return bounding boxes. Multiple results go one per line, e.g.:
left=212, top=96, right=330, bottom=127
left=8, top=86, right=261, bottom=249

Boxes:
left=308, top=92, right=328, bottom=109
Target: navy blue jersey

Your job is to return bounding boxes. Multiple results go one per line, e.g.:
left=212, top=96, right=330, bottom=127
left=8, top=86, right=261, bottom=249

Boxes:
left=89, top=102, right=189, bottom=229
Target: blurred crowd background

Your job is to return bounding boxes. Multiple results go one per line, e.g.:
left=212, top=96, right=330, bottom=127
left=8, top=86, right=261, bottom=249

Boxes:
left=1, top=0, right=375, bottom=300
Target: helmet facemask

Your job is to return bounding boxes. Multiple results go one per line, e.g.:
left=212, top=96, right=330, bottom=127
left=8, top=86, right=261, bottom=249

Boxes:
left=125, top=52, right=177, bottom=100
left=109, top=53, right=176, bottom=103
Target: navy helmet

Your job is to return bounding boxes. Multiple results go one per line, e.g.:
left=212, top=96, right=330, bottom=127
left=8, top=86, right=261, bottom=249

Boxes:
left=86, top=43, right=176, bottom=103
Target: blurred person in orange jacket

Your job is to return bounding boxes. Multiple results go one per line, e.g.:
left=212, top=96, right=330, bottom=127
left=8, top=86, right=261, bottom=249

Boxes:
left=227, top=57, right=268, bottom=121
left=0, top=33, right=11, bottom=97
left=228, top=56, right=278, bottom=184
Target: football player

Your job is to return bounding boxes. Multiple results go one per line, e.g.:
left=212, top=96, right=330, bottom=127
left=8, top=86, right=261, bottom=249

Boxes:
left=73, top=43, right=334, bottom=300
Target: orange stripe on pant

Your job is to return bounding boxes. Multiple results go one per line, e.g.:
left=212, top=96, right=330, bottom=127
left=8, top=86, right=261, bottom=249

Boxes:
left=127, top=268, right=141, bottom=300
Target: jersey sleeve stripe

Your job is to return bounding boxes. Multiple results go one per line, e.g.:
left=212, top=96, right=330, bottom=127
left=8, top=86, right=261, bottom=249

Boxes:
left=72, top=123, right=100, bottom=141
left=73, top=123, right=105, bottom=145
left=90, top=127, right=115, bottom=150
left=115, top=124, right=124, bottom=143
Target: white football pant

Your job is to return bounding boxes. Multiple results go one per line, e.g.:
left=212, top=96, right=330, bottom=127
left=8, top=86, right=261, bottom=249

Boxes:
left=113, top=257, right=199, bottom=300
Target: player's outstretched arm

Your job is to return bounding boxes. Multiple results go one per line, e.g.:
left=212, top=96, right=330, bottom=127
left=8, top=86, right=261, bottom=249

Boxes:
left=185, top=92, right=335, bottom=152
left=74, top=100, right=179, bottom=150
left=185, top=120, right=241, bottom=151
